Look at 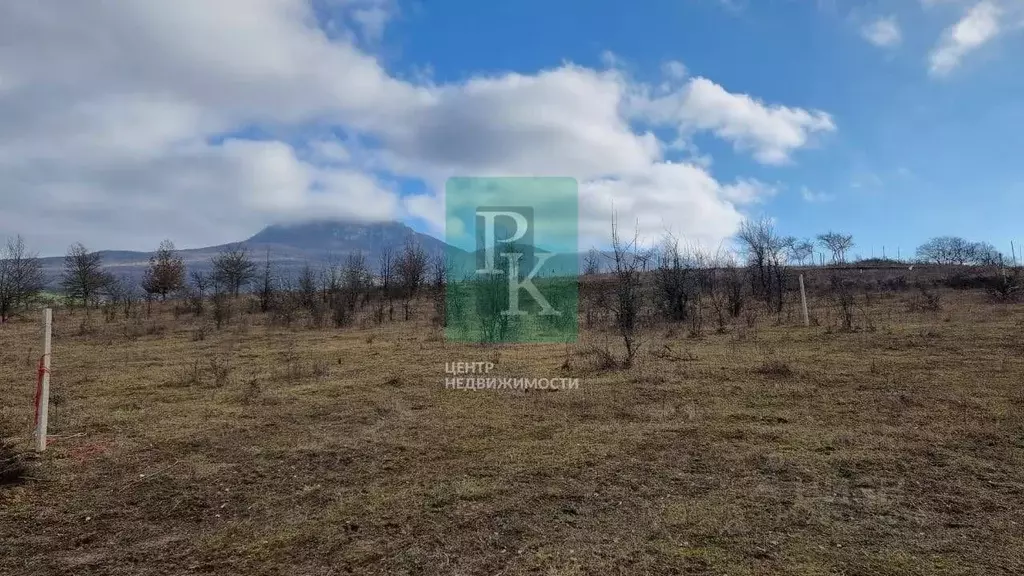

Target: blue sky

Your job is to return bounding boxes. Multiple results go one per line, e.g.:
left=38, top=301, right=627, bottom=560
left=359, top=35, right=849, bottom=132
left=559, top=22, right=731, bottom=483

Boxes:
left=377, top=0, right=1024, bottom=258
left=1, top=0, right=1022, bottom=259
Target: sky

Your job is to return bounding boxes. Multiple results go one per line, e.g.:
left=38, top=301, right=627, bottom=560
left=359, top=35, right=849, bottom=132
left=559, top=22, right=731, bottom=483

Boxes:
left=1, top=0, right=1022, bottom=258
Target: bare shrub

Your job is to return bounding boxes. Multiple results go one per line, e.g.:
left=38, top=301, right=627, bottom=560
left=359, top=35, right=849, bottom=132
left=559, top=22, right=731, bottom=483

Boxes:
left=908, top=284, right=942, bottom=313
left=76, top=316, right=97, bottom=336
left=1, top=422, right=31, bottom=488
left=755, top=359, right=794, bottom=377
left=396, top=240, right=428, bottom=321
left=173, top=359, right=204, bottom=387
left=188, top=271, right=208, bottom=315
left=241, top=377, right=262, bottom=404
left=209, top=356, right=231, bottom=388
left=430, top=254, right=448, bottom=326
left=144, top=320, right=166, bottom=336
left=985, top=270, right=1021, bottom=303
left=211, top=291, right=233, bottom=329
left=604, top=217, right=651, bottom=368
left=256, top=250, right=276, bottom=313
left=653, top=233, right=693, bottom=324
left=827, top=274, right=856, bottom=331
left=375, top=247, right=395, bottom=324
left=311, top=358, right=331, bottom=379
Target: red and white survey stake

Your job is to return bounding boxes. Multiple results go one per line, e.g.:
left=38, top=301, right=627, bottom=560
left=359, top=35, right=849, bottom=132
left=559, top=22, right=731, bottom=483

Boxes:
left=33, top=308, right=52, bottom=452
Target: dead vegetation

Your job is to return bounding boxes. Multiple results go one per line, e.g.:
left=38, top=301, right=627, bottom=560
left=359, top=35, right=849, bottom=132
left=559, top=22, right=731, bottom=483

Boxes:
left=0, top=272, right=1023, bottom=575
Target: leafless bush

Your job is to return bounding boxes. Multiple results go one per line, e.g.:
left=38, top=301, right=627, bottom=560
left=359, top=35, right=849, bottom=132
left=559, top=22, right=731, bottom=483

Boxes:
left=188, top=271, right=208, bottom=315
left=375, top=247, right=395, bottom=324
left=256, top=250, right=276, bottom=313
left=173, top=359, right=204, bottom=387
left=311, top=358, right=331, bottom=379
left=755, top=359, right=794, bottom=377
left=430, top=254, right=448, bottom=326
left=76, top=316, right=97, bottom=336
left=269, top=288, right=300, bottom=327
left=330, top=298, right=352, bottom=328
left=241, top=377, right=262, bottom=404
left=308, top=299, right=328, bottom=329
left=211, top=290, right=232, bottom=329
left=908, top=284, right=942, bottom=312
left=396, top=240, right=428, bottom=321
left=653, top=234, right=694, bottom=324
left=985, top=270, right=1021, bottom=303
left=827, top=274, right=856, bottom=331
left=1, top=416, right=31, bottom=488
left=604, top=217, right=651, bottom=368
left=209, top=356, right=231, bottom=388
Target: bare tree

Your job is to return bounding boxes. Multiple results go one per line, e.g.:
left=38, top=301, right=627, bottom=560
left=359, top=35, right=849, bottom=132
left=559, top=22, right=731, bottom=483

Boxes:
left=297, top=263, right=318, bottom=311
left=916, top=236, right=1004, bottom=266
left=141, top=239, right=185, bottom=301
left=706, top=250, right=745, bottom=331
left=969, top=242, right=1004, bottom=266
left=103, top=276, right=140, bottom=321
left=188, top=270, right=209, bottom=315
left=342, top=251, right=370, bottom=312
left=737, top=218, right=791, bottom=312
left=817, top=231, right=855, bottom=265
left=604, top=217, right=651, bottom=368
left=0, top=235, right=44, bottom=322
left=395, top=240, right=429, bottom=321
left=257, top=250, right=276, bottom=313
left=211, top=243, right=257, bottom=297
left=789, top=239, right=815, bottom=267
left=583, top=248, right=601, bottom=276
left=61, top=242, right=113, bottom=309
left=429, top=253, right=448, bottom=325
left=654, top=233, right=693, bottom=323
left=319, top=254, right=342, bottom=304
left=375, top=247, right=395, bottom=323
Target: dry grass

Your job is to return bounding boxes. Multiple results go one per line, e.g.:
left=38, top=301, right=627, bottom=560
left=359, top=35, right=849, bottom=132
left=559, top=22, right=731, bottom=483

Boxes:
left=1, top=289, right=1023, bottom=575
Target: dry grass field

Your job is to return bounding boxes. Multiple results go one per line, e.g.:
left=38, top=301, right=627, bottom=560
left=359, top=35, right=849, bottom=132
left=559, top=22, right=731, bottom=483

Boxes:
left=2, top=285, right=1024, bottom=575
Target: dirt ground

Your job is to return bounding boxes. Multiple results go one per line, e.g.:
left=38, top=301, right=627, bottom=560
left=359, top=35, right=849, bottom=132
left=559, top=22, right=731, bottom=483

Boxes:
left=1, top=288, right=1023, bottom=575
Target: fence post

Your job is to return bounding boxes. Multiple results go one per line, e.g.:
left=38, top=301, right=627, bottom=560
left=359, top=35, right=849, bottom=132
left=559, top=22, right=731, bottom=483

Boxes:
left=34, top=308, right=52, bottom=452
left=799, top=274, right=810, bottom=327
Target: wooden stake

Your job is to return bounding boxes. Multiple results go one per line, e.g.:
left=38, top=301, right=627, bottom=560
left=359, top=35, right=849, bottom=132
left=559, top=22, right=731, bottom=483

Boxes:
left=799, top=274, right=810, bottom=327
left=34, top=308, right=52, bottom=452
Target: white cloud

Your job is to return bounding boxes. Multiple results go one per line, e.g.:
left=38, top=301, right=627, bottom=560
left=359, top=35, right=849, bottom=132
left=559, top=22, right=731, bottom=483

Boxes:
left=661, top=60, right=689, bottom=80
left=0, top=0, right=831, bottom=255
left=801, top=188, right=834, bottom=203
left=861, top=16, right=902, bottom=47
left=929, top=1, right=1003, bottom=76
left=628, top=77, right=836, bottom=165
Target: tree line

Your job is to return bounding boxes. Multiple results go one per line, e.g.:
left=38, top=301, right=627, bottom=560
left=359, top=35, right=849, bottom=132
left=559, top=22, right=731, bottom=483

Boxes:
left=0, top=234, right=442, bottom=330
left=0, top=227, right=1016, bottom=325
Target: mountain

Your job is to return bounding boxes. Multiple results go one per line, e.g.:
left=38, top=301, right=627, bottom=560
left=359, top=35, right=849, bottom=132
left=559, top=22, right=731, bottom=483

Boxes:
left=246, top=220, right=447, bottom=259
left=37, top=220, right=451, bottom=290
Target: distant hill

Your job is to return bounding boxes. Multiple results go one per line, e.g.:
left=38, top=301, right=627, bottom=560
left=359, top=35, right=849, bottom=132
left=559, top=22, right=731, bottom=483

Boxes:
left=37, top=219, right=451, bottom=290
